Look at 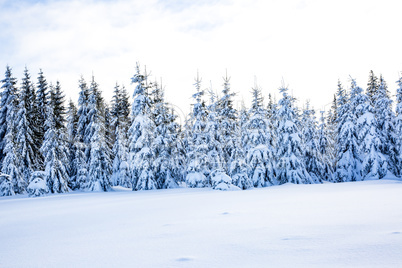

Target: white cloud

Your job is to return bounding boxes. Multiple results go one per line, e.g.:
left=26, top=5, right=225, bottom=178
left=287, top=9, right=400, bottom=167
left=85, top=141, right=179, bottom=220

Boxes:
left=1, top=0, right=401, bottom=118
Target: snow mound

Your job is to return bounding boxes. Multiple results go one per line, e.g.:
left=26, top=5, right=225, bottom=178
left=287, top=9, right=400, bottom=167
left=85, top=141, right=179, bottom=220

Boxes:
left=27, top=171, right=49, bottom=197
left=211, top=170, right=240, bottom=191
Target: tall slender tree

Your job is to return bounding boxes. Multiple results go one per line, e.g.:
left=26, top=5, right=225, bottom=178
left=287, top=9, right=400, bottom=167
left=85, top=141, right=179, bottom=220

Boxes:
left=128, top=64, right=157, bottom=190
left=16, top=67, right=38, bottom=183
left=276, top=85, right=313, bottom=184
left=0, top=66, right=18, bottom=169
left=333, top=80, right=361, bottom=182
left=41, top=99, right=70, bottom=193
left=185, top=74, right=209, bottom=188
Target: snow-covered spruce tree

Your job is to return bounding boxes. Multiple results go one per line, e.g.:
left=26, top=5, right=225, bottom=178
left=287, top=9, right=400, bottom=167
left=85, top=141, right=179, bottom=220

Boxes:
left=73, top=77, right=90, bottom=189
left=85, top=76, right=111, bottom=191
left=230, top=103, right=252, bottom=189
left=205, top=85, right=226, bottom=179
left=1, top=127, right=24, bottom=195
left=50, top=81, right=67, bottom=131
left=317, top=111, right=333, bottom=181
left=395, top=76, right=402, bottom=177
left=356, top=88, right=387, bottom=180
left=245, top=84, right=276, bottom=187
left=66, top=100, right=78, bottom=182
left=205, top=83, right=238, bottom=190
left=326, top=93, right=338, bottom=172
left=128, top=64, right=157, bottom=190
left=111, top=124, right=131, bottom=188
left=276, top=85, right=313, bottom=185
left=76, top=77, right=90, bottom=145
left=152, top=82, right=177, bottom=189
left=110, top=83, right=131, bottom=187
left=0, top=173, right=14, bottom=196
left=40, top=101, right=70, bottom=193
left=333, top=80, right=361, bottom=182
left=366, top=70, right=379, bottom=107
left=16, top=67, right=39, bottom=184
left=0, top=66, right=19, bottom=169
left=301, top=101, right=322, bottom=182
left=217, top=74, right=237, bottom=173
left=35, top=69, right=49, bottom=150
left=374, top=75, right=397, bottom=177
left=185, top=74, right=210, bottom=188
left=110, top=83, right=122, bottom=146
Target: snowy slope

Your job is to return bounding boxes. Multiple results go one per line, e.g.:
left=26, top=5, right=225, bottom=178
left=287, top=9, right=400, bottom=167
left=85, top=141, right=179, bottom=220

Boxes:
left=1, top=179, right=402, bottom=268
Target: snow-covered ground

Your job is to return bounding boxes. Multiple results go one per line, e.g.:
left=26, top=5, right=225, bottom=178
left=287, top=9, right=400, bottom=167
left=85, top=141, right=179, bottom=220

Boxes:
left=1, top=179, right=402, bottom=268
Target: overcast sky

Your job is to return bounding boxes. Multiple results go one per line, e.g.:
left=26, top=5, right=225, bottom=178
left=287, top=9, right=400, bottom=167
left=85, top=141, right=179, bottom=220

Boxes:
left=1, top=0, right=401, bottom=120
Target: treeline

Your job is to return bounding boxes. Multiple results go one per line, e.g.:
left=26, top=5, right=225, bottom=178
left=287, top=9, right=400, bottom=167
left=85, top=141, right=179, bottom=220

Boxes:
left=0, top=65, right=401, bottom=197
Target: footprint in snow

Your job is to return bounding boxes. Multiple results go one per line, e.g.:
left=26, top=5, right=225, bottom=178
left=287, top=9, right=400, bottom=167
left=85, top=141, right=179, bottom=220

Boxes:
left=176, top=257, right=193, bottom=262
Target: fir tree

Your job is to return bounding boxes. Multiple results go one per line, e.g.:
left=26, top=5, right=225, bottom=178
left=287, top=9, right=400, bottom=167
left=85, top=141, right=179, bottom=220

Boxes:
left=185, top=74, right=209, bottom=188
left=128, top=64, right=157, bottom=190
left=317, top=111, right=333, bottom=181
left=217, top=73, right=237, bottom=173
left=230, top=104, right=252, bottom=189
left=151, top=81, right=181, bottom=189
left=301, top=101, right=322, bottom=182
left=76, top=76, right=90, bottom=144
left=66, top=99, right=79, bottom=189
left=245, top=84, right=276, bottom=187
left=35, top=69, right=48, bottom=148
left=366, top=70, right=379, bottom=106
left=276, top=85, right=313, bottom=184
left=395, top=76, right=402, bottom=177
left=333, top=80, right=361, bottom=182
left=40, top=102, right=70, bottom=193
left=85, top=76, right=111, bottom=191
left=374, top=75, right=397, bottom=176
left=357, top=95, right=387, bottom=180
left=326, top=93, right=337, bottom=172
left=16, top=67, right=38, bottom=183
left=0, top=66, right=18, bottom=169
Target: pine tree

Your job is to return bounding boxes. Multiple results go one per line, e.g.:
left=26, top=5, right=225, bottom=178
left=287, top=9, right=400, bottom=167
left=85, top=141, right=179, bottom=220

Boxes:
left=85, top=76, right=111, bottom=191
left=75, top=77, right=90, bottom=188
left=1, top=129, right=25, bottom=194
left=16, top=67, right=38, bottom=184
left=217, top=73, right=237, bottom=173
left=128, top=64, right=157, bottom=190
left=35, top=69, right=48, bottom=148
left=151, top=81, right=183, bottom=189
left=205, top=84, right=225, bottom=179
left=185, top=74, right=209, bottom=188
left=357, top=93, right=387, bottom=180
left=245, top=84, right=276, bottom=187
left=374, top=75, right=397, bottom=176
left=301, top=101, right=322, bottom=182
left=0, top=173, right=14, bottom=196
left=333, top=80, right=361, bottom=182
left=317, top=111, right=333, bottom=181
left=76, top=77, right=90, bottom=145
left=395, top=76, right=402, bottom=177
left=0, top=66, right=18, bottom=169
left=366, top=70, right=379, bottom=106
left=110, top=83, right=132, bottom=187
left=50, top=81, right=67, bottom=130
left=230, top=104, right=252, bottom=189
left=276, top=85, right=313, bottom=184
left=40, top=102, right=70, bottom=193
left=66, top=99, right=79, bottom=189
left=326, top=93, right=337, bottom=172
left=111, top=123, right=131, bottom=188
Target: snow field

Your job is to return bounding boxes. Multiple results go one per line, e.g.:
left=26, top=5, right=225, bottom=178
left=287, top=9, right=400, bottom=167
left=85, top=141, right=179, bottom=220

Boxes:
left=1, top=179, right=402, bottom=267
